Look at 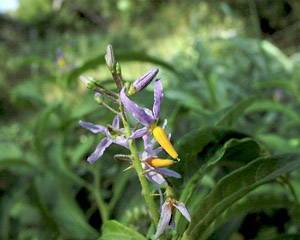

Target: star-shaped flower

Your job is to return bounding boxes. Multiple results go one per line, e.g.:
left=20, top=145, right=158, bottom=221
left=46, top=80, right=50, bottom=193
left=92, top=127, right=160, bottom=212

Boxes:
left=79, top=115, right=128, bottom=163
left=121, top=79, right=179, bottom=159
left=154, top=197, right=191, bottom=239
left=140, top=121, right=181, bottom=185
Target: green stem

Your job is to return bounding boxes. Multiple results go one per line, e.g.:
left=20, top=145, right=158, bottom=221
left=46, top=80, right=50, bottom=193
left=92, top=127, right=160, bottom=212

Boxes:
left=118, top=98, right=160, bottom=226
left=122, top=118, right=160, bottom=226
left=93, top=167, right=109, bottom=223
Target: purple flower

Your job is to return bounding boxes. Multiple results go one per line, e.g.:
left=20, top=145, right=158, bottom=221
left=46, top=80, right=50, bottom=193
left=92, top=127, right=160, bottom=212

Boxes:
left=140, top=122, right=181, bottom=185
left=120, top=78, right=163, bottom=139
left=128, top=68, right=159, bottom=96
left=79, top=115, right=128, bottom=163
left=154, top=197, right=191, bottom=239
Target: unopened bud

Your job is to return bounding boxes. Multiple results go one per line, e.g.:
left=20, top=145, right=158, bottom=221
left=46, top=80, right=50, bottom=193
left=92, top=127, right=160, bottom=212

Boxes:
left=105, top=45, right=116, bottom=70
left=94, top=93, right=103, bottom=104
left=116, top=62, right=122, bottom=75
left=80, top=75, right=96, bottom=90
left=128, top=68, right=159, bottom=96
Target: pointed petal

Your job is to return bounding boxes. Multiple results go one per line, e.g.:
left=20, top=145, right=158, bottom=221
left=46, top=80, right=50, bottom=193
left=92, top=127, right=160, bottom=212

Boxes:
left=129, top=127, right=148, bottom=140
left=144, top=163, right=166, bottom=185
left=153, top=79, right=163, bottom=119
left=146, top=171, right=166, bottom=185
left=111, top=138, right=129, bottom=149
left=112, top=115, right=120, bottom=128
left=155, top=168, right=181, bottom=178
left=162, top=119, right=171, bottom=139
left=173, top=202, right=191, bottom=222
left=169, top=216, right=176, bottom=230
left=120, top=87, right=155, bottom=126
left=142, top=133, right=151, bottom=149
left=154, top=202, right=172, bottom=239
left=154, top=183, right=164, bottom=210
left=79, top=120, right=106, bottom=134
left=153, top=146, right=163, bottom=155
left=87, top=138, right=112, bottom=163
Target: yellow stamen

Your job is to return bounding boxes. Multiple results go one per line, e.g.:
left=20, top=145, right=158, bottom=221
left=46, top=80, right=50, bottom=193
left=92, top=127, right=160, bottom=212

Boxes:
left=152, top=126, right=178, bottom=159
left=57, top=57, right=67, bottom=68
left=146, top=158, right=174, bottom=167
left=123, top=165, right=134, bottom=172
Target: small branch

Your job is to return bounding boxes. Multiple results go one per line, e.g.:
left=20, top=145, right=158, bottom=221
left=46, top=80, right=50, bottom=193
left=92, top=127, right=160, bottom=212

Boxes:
left=100, top=102, right=121, bottom=115
left=96, top=84, right=119, bottom=97
left=133, top=122, right=140, bottom=132
left=95, top=87, right=118, bottom=101
left=107, top=125, right=124, bottom=134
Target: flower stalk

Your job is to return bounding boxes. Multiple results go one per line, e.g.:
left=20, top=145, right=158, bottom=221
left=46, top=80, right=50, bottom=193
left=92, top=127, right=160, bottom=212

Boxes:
left=120, top=90, right=160, bottom=226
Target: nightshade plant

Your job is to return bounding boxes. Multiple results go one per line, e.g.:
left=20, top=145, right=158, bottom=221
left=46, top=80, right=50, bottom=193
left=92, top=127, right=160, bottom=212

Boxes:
left=78, top=45, right=300, bottom=240
left=80, top=45, right=189, bottom=239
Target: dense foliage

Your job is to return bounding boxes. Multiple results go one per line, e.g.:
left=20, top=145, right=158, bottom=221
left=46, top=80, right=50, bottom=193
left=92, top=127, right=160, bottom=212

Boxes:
left=1, top=1, right=300, bottom=239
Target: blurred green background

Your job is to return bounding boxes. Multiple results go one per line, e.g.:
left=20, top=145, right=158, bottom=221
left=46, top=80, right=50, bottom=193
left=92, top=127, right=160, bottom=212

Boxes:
left=1, top=0, right=300, bottom=239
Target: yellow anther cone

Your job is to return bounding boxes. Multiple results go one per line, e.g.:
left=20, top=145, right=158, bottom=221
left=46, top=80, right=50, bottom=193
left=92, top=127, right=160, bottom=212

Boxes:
left=146, top=158, right=174, bottom=167
left=152, top=126, right=178, bottom=159
left=57, top=57, right=67, bottom=68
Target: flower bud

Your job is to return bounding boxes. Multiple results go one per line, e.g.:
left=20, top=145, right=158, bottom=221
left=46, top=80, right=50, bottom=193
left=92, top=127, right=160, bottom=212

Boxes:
left=80, top=75, right=96, bottom=90
left=128, top=68, right=159, bottom=96
left=116, top=62, right=122, bottom=75
left=105, top=45, right=116, bottom=70
left=94, top=93, right=103, bottom=104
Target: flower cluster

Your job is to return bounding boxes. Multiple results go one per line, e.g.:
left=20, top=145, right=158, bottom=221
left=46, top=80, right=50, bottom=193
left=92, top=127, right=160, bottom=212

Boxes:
left=79, top=46, right=190, bottom=239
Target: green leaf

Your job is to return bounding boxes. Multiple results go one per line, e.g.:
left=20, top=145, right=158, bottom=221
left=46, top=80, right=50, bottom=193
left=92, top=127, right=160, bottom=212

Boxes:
left=67, top=51, right=185, bottom=85
left=35, top=173, right=98, bottom=239
left=176, top=127, right=249, bottom=163
left=34, top=102, right=62, bottom=153
left=209, top=137, right=261, bottom=166
left=253, top=79, right=292, bottom=91
left=182, top=153, right=300, bottom=240
left=165, top=90, right=212, bottom=115
left=0, top=184, right=31, bottom=240
left=261, top=40, right=293, bottom=72
left=257, top=134, right=300, bottom=154
left=255, top=234, right=300, bottom=240
left=214, top=96, right=256, bottom=127
left=202, top=187, right=293, bottom=240
left=175, top=137, right=261, bottom=236
left=246, top=100, right=300, bottom=123
left=100, top=220, right=147, bottom=240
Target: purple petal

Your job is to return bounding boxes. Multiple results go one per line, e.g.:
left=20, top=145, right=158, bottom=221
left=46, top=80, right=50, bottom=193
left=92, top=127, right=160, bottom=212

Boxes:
left=145, top=171, right=166, bottom=185
left=120, top=87, right=155, bottom=126
left=112, top=115, right=120, bottom=128
left=152, top=146, right=163, bottom=155
left=169, top=216, right=176, bottom=230
left=129, top=127, right=148, bottom=140
left=142, top=133, right=151, bottom=150
left=144, top=163, right=166, bottom=185
left=132, top=68, right=159, bottom=92
left=154, top=202, right=172, bottom=239
left=87, top=138, right=112, bottom=163
left=155, top=168, right=181, bottom=179
left=79, top=120, right=106, bottom=134
left=153, top=79, right=163, bottom=119
left=154, top=183, right=164, bottom=210
left=111, top=138, right=129, bottom=149
left=162, top=119, right=171, bottom=139
left=173, top=202, right=191, bottom=222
